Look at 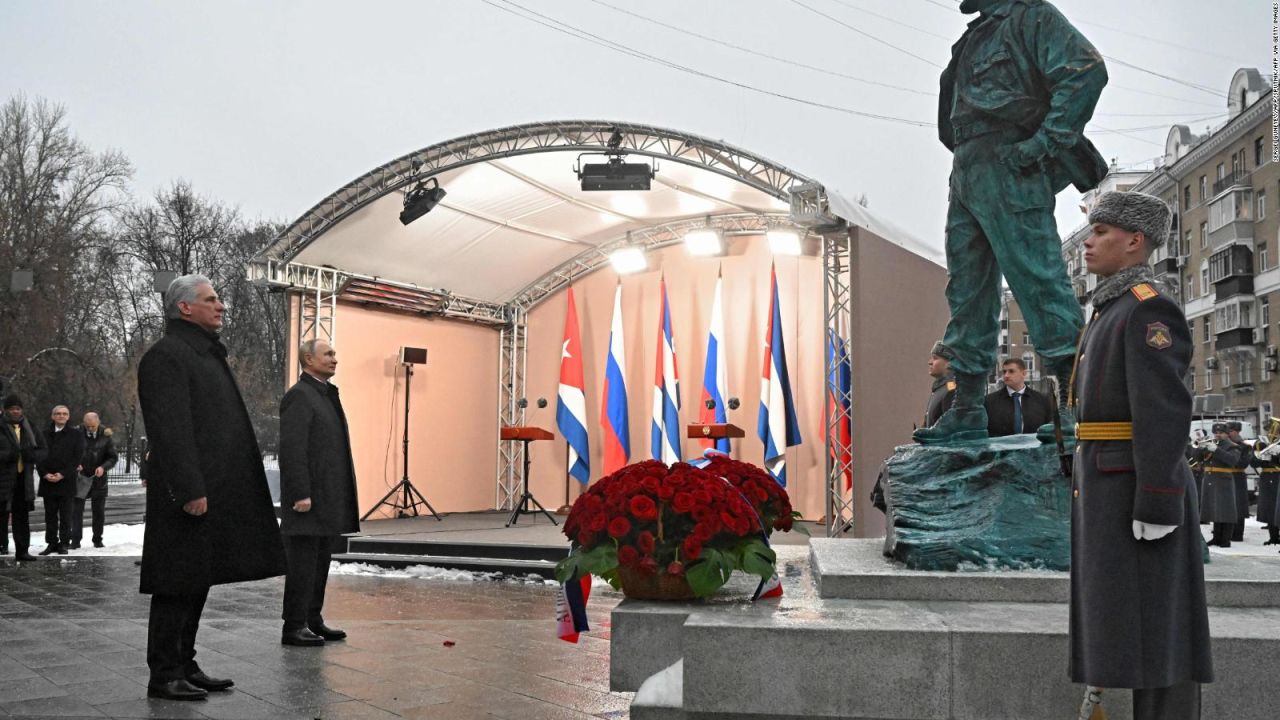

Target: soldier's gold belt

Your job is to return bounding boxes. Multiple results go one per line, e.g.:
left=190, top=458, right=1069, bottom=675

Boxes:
left=1075, top=422, right=1133, bottom=440
left=1202, top=467, right=1236, bottom=473
left=1260, top=468, right=1280, bottom=473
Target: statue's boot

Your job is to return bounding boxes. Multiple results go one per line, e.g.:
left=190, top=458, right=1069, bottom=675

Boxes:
left=912, top=373, right=989, bottom=444
left=1037, top=356, right=1077, bottom=444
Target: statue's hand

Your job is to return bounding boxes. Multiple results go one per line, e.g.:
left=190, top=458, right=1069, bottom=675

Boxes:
left=999, top=137, right=1049, bottom=174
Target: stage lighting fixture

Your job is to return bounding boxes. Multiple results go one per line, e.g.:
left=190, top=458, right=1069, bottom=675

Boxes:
left=609, top=247, right=648, bottom=275
left=577, top=157, right=655, bottom=191
left=767, top=229, right=803, bottom=256
left=399, top=177, right=447, bottom=226
left=684, top=228, right=723, bottom=257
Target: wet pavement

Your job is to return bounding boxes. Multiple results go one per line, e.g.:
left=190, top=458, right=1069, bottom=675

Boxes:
left=0, top=557, right=630, bottom=719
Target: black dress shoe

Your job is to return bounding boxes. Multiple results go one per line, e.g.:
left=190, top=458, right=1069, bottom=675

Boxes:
left=93, top=540, right=104, bottom=548
left=56, top=545, right=68, bottom=555
left=186, top=670, right=234, bottom=691
left=14, top=552, right=37, bottom=562
left=147, top=678, right=208, bottom=701
left=38, top=545, right=59, bottom=556
left=281, top=628, right=325, bottom=646
left=69, top=541, right=81, bottom=549
left=308, top=623, right=347, bottom=641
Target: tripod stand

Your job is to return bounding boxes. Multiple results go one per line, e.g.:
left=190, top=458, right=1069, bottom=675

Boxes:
left=362, top=363, right=441, bottom=521
left=502, top=427, right=557, bottom=527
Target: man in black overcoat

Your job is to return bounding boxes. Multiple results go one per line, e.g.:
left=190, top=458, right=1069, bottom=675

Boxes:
left=75, top=412, right=118, bottom=548
left=278, top=338, right=360, bottom=646
left=37, top=405, right=86, bottom=555
left=137, top=274, right=286, bottom=701
left=1069, top=192, right=1212, bottom=719
left=1, top=395, right=46, bottom=561
left=983, top=357, right=1053, bottom=436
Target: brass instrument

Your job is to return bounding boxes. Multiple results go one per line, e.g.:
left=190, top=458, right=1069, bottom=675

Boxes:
left=1265, top=416, right=1280, bottom=444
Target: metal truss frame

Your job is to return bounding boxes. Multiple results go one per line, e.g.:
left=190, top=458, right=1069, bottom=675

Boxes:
left=497, top=306, right=528, bottom=511
left=252, top=120, right=807, bottom=265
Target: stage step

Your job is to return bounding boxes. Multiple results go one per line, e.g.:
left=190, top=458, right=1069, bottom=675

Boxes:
left=332, top=551, right=557, bottom=579
left=612, top=546, right=1280, bottom=720
left=343, top=537, right=566, bottom=562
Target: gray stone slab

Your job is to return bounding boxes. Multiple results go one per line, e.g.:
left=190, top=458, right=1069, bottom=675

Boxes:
left=813, top=537, right=1280, bottom=607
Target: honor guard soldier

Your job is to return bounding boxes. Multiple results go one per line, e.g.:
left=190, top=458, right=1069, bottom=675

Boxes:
left=1068, top=191, right=1212, bottom=718
left=1226, top=421, right=1252, bottom=542
left=1251, top=419, right=1280, bottom=545
left=1197, top=423, right=1240, bottom=547
left=925, top=341, right=957, bottom=428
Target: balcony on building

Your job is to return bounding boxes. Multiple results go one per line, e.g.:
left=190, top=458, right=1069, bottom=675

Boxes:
left=1214, top=298, right=1259, bottom=351
left=1212, top=168, right=1250, bottom=196
left=1150, top=243, right=1180, bottom=277
left=1210, top=244, right=1254, bottom=300
left=1208, top=187, right=1255, bottom=250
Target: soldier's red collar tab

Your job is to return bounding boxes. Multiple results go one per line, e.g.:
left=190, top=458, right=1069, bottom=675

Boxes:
left=1130, top=283, right=1158, bottom=302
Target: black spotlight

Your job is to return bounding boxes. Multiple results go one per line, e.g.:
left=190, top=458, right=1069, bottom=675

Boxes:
left=577, top=157, right=656, bottom=191
left=399, top=177, right=446, bottom=226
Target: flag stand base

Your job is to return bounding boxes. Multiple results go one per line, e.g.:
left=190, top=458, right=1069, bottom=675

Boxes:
left=555, top=505, right=571, bottom=515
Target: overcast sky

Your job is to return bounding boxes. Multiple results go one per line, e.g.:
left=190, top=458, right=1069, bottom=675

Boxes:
left=1, top=0, right=1272, bottom=251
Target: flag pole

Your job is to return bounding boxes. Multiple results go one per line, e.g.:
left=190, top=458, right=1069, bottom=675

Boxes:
left=557, top=442, right=571, bottom=514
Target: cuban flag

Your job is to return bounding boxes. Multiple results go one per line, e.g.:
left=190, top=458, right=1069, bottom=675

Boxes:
left=757, top=264, right=803, bottom=486
left=827, top=329, right=853, bottom=491
left=699, top=271, right=729, bottom=452
left=601, top=283, right=631, bottom=475
left=651, top=278, right=682, bottom=464
left=556, top=287, right=590, bottom=485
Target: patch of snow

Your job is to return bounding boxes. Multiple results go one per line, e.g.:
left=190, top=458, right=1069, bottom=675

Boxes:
left=635, top=659, right=682, bottom=708
left=330, top=561, right=557, bottom=585
left=61, top=523, right=146, bottom=557
left=1202, top=518, right=1279, bottom=557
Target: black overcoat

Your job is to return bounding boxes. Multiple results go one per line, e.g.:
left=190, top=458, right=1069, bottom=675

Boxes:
left=78, top=428, right=118, bottom=499
left=0, top=417, right=45, bottom=510
left=137, top=319, right=286, bottom=595
left=1068, top=281, right=1213, bottom=688
left=1251, top=445, right=1280, bottom=526
left=1232, top=444, right=1252, bottom=521
left=1199, top=442, right=1240, bottom=524
left=37, top=425, right=86, bottom=499
left=983, top=385, right=1053, bottom=436
left=924, top=374, right=955, bottom=427
left=278, top=373, right=360, bottom=536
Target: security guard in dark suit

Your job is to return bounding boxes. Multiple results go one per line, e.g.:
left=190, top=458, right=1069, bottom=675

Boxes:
left=924, top=341, right=957, bottom=428
left=1068, top=192, right=1211, bottom=719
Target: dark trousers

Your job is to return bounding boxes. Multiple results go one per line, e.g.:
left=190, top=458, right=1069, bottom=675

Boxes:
left=42, top=495, right=74, bottom=546
left=147, top=590, right=209, bottom=683
left=71, top=494, right=105, bottom=543
left=1133, top=680, right=1200, bottom=719
left=1210, top=522, right=1235, bottom=545
left=5, top=484, right=31, bottom=554
left=282, top=534, right=335, bottom=630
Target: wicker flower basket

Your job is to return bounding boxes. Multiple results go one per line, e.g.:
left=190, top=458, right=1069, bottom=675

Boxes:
left=617, top=566, right=696, bottom=600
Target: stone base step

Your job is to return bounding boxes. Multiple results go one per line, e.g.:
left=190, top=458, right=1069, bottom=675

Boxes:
left=331, top=552, right=555, bottom=578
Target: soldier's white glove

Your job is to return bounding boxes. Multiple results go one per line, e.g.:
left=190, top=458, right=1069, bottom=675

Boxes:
left=1260, top=442, right=1280, bottom=460
left=1201, top=440, right=1218, bottom=453
left=1133, top=521, right=1177, bottom=541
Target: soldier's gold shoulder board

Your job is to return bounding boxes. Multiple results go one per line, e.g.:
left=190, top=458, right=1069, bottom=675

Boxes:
left=1131, top=283, right=1158, bottom=302
left=946, top=381, right=956, bottom=391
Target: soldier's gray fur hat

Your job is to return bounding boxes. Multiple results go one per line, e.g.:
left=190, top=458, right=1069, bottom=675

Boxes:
left=1088, top=191, right=1171, bottom=248
left=1212, top=422, right=1229, bottom=433
left=930, top=341, right=955, bottom=361
left=1227, top=421, right=1243, bottom=432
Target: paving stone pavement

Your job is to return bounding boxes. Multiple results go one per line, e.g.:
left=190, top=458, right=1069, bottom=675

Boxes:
left=0, top=556, right=630, bottom=719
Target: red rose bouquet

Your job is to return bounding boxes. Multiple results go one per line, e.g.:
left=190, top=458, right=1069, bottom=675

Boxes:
left=556, top=459, right=794, bottom=598
left=698, top=455, right=800, bottom=535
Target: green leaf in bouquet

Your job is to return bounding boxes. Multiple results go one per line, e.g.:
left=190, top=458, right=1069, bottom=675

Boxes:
left=685, top=548, right=734, bottom=597
left=579, top=544, right=619, bottom=576
left=600, top=567, right=622, bottom=590
left=735, top=538, right=777, bottom=580
left=554, top=554, right=582, bottom=584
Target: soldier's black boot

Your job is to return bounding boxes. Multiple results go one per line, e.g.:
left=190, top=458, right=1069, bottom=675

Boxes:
left=912, top=373, right=989, bottom=444
left=1232, top=519, right=1246, bottom=542
left=1265, top=526, right=1279, bottom=546
left=1037, top=355, right=1077, bottom=444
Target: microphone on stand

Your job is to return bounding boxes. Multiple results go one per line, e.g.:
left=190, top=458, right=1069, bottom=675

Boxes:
left=727, top=397, right=741, bottom=410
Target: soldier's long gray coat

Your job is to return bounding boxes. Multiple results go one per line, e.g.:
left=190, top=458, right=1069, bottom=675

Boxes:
left=924, top=374, right=955, bottom=428
left=1069, top=282, right=1213, bottom=688
left=137, top=320, right=286, bottom=595
left=1199, top=443, right=1240, bottom=524
left=1232, top=444, right=1252, bottom=521
left=1252, top=448, right=1279, bottom=525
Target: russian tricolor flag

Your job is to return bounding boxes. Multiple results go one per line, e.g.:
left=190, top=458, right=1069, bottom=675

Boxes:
left=556, top=572, right=592, bottom=643
left=556, top=287, right=590, bottom=485
left=827, top=329, right=853, bottom=491
left=699, top=271, right=729, bottom=453
left=757, top=264, right=802, bottom=486
left=651, top=278, right=681, bottom=464
left=601, top=283, right=631, bottom=475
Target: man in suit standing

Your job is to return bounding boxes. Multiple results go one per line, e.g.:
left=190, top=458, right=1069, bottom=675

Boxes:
left=37, top=405, right=86, bottom=555
left=75, top=412, right=118, bottom=548
left=1, top=395, right=46, bottom=561
left=984, top=358, right=1053, bottom=437
left=137, top=274, right=286, bottom=701
left=278, top=338, right=360, bottom=647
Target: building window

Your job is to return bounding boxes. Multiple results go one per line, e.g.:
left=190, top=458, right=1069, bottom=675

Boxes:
left=1185, top=185, right=1192, bottom=208
left=1260, top=242, right=1269, bottom=271
left=1022, top=351, right=1036, bottom=380
left=1224, top=364, right=1231, bottom=387
left=1203, top=317, right=1211, bottom=343
left=1200, top=221, right=1208, bottom=249
left=1217, top=162, right=1226, bottom=181
left=1206, top=363, right=1213, bottom=390
left=1022, top=332, right=1029, bottom=345
left=1241, top=358, right=1252, bottom=385
left=1201, top=258, right=1210, bottom=293
left=1258, top=190, right=1267, bottom=221
left=1200, top=175, right=1207, bottom=200
left=1183, top=230, right=1192, bottom=257
left=1257, top=136, right=1266, bottom=167
left=1208, top=188, right=1254, bottom=232
left=1190, top=365, right=1197, bottom=390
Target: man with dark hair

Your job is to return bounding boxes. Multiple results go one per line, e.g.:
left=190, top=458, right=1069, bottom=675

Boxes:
left=138, top=274, right=286, bottom=701
left=983, top=358, right=1053, bottom=437
left=278, top=338, right=359, bottom=647
left=1069, top=191, right=1212, bottom=718
left=75, top=412, right=117, bottom=548
left=0, top=395, right=45, bottom=561
left=924, top=341, right=957, bottom=428
left=37, top=405, right=85, bottom=555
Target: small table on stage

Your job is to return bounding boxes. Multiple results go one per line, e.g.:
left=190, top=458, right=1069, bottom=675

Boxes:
left=687, top=423, right=745, bottom=449
left=501, top=426, right=558, bottom=527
